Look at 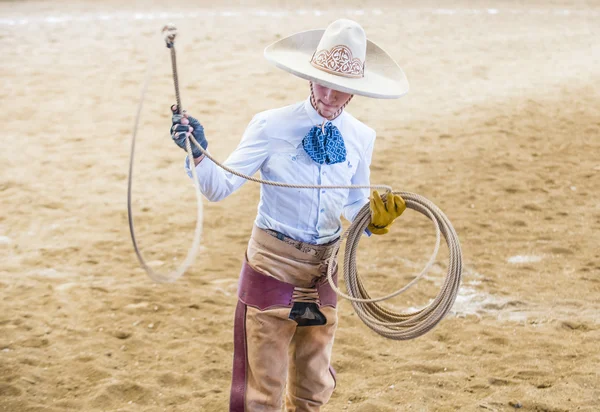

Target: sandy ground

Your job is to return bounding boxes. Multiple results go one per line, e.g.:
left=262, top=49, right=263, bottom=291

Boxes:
left=1, top=1, right=599, bottom=411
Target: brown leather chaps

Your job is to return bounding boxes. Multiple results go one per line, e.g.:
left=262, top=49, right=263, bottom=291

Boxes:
left=229, top=226, right=339, bottom=412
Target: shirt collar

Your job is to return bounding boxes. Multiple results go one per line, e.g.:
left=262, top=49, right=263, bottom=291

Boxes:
left=303, top=96, right=344, bottom=128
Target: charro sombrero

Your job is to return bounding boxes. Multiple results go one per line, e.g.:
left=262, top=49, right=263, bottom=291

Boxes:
left=264, top=19, right=409, bottom=99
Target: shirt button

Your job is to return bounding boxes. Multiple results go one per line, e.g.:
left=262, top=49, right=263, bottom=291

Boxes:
left=322, top=190, right=325, bottom=194
left=320, top=208, right=325, bottom=213
left=322, top=171, right=326, bottom=175
left=291, top=156, right=297, bottom=161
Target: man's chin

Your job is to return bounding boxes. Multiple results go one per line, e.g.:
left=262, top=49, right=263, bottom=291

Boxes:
left=317, top=106, right=336, bottom=118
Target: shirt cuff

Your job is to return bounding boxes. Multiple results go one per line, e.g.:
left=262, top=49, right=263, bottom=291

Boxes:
left=184, top=154, right=208, bottom=178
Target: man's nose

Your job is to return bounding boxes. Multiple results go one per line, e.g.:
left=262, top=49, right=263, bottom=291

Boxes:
left=323, top=88, right=335, bottom=102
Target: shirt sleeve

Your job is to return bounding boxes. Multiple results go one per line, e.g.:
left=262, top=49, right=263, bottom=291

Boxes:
left=184, top=115, right=268, bottom=202
left=342, top=134, right=375, bottom=222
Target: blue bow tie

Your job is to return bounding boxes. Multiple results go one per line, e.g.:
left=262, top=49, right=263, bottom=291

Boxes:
left=302, top=122, right=347, bottom=165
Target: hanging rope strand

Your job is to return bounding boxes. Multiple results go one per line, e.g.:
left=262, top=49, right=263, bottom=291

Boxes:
left=127, top=25, right=463, bottom=340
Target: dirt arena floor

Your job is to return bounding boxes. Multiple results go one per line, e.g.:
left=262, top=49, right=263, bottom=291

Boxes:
left=1, top=1, right=599, bottom=411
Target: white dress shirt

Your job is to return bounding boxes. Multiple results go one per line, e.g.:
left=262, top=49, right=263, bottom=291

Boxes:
left=185, top=97, right=375, bottom=245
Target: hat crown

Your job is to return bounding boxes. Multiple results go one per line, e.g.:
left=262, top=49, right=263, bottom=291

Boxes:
left=311, top=19, right=366, bottom=78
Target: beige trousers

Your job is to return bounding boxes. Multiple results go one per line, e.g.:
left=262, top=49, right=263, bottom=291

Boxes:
left=243, top=226, right=338, bottom=412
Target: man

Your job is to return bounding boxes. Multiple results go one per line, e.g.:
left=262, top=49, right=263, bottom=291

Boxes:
left=170, top=19, right=409, bottom=412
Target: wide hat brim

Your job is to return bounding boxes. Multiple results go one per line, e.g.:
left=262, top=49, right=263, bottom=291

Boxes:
left=264, top=29, right=409, bottom=99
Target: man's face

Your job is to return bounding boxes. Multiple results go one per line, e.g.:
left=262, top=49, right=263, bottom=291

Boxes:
left=311, top=82, right=353, bottom=119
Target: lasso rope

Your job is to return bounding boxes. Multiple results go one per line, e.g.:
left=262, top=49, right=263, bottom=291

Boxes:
left=127, top=25, right=204, bottom=284
left=127, top=25, right=463, bottom=340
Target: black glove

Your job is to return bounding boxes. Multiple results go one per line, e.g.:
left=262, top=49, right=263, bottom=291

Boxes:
left=170, top=105, right=208, bottom=158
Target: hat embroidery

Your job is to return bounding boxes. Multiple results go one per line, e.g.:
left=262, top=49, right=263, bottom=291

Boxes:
left=311, top=45, right=364, bottom=78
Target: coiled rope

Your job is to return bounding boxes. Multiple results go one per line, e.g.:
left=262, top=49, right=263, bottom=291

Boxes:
left=127, top=25, right=462, bottom=340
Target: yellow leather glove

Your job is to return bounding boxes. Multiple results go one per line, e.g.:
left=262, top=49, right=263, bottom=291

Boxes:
left=367, top=190, right=406, bottom=235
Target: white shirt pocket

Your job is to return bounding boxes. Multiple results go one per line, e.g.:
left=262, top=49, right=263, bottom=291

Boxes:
left=321, top=152, right=360, bottom=212
left=329, top=153, right=359, bottom=185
